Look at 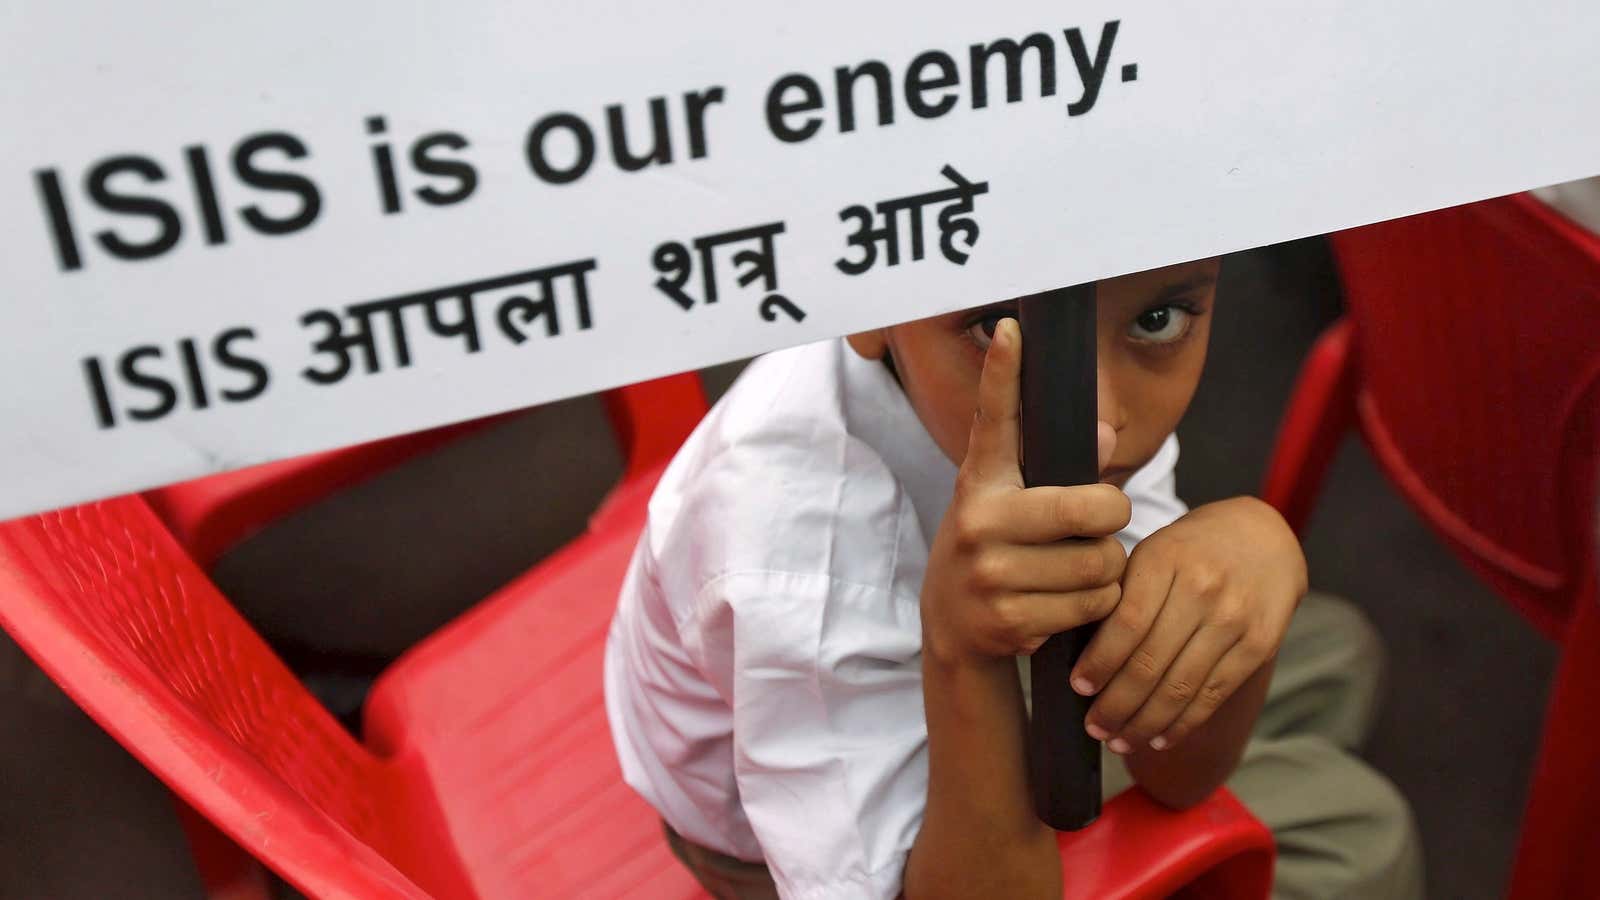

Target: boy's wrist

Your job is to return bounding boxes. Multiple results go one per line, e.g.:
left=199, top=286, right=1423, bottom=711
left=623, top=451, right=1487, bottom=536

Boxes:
left=921, top=631, right=967, bottom=669
left=923, top=646, right=1011, bottom=681
left=920, top=622, right=998, bottom=671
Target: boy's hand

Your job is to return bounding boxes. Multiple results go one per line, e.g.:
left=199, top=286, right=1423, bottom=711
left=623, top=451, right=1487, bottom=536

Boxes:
left=921, top=318, right=1130, bottom=665
left=1072, top=496, right=1307, bottom=753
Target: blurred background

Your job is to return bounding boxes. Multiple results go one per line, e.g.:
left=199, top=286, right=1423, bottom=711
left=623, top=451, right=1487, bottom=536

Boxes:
left=0, top=235, right=1558, bottom=900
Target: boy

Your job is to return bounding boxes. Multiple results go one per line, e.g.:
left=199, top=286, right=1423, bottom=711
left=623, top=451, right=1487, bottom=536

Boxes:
left=605, top=259, right=1422, bottom=899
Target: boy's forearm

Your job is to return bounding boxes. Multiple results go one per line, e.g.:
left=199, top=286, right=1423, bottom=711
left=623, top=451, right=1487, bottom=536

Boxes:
left=1123, top=661, right=1273, bottom=809
left=904, top=651, right=1062, bottom=900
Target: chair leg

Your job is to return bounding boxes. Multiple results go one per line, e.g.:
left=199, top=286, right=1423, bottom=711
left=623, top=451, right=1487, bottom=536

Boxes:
left=1259, top=319, right=1359, bottom=536
left=171, top=796, right=275, bottom=900
left=1506, top=590, right=1600, bottom=900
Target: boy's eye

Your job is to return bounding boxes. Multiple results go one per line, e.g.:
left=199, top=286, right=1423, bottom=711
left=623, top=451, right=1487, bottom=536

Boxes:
left=965, top=314, right=1007, bottom=351
left=1129, top=306, right=1193, bottom=344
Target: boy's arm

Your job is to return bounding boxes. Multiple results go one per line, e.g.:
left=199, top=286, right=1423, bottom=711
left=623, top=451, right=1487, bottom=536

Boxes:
left=1072, top=495, right=1306, bottom=808
left=905, top=319, right=1127, bottom=899
left=905, top=651, right=1061, bottom=900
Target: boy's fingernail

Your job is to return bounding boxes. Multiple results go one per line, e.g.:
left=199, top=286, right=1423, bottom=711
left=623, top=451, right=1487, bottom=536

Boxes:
left=1071, top=676, right=1096, bottom=696
left=1085, top=722, right=1110, bottom=742
left=1150, top=736, right=1169, bottom=751
left=1108, top=737, right=1132, bottom=755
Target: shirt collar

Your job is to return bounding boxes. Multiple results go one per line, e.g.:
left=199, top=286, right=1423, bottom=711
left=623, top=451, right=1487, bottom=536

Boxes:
left=838, top=338, right=958, bottom=546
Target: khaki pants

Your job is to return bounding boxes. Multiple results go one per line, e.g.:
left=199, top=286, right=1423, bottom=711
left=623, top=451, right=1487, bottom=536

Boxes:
left=668, top=593, right=1424, bottom=900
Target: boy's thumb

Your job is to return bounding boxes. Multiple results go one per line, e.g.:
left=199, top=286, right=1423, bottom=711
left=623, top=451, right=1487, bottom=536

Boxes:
left=1097, top=422, right=1117, bottom=474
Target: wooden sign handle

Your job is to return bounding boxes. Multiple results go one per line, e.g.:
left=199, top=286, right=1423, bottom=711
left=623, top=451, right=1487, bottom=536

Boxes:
left=1018, top=283, right=1102, bottom=830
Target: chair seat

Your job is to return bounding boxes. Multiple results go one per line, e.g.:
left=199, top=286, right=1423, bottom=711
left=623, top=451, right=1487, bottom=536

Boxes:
left=364, top=475, right=706, bottom=900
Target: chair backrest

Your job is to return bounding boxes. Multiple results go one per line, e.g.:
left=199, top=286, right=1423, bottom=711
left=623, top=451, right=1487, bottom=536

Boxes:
left=1329, top=194, right=1600, bottom=637
left=0, top=373, right=710, bottom=898
left=146, top=414, right=512, bottom=570
left=603, top=373, right=711, bottom=479
left=147, top=374, right=709, bottom=567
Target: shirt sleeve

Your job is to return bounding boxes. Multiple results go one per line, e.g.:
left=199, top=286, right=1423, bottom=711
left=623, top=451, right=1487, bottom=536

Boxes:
left=1118, top=434, right=1188, bottom=550
left=685, top=569, right=927, bottom=900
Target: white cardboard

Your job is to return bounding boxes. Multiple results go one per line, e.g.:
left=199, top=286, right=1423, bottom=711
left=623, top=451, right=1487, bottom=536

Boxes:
left=3, top=0, right=1598, bottom=518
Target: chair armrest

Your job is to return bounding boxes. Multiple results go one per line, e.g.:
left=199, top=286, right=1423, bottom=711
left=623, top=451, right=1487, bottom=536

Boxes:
left=1058, top=787, right=1273, bottom=900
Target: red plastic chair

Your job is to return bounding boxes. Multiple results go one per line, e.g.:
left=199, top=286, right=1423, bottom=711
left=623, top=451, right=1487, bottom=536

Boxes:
left=1262, top=192, right=1600, bottom=900
left=2, top=371, right=1271, bottom=899
left=146, top=413, right=514, bottom=571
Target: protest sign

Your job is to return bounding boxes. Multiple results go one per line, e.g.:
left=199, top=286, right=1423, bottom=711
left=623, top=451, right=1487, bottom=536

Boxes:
left=3, top=0, right=1598, bottom=518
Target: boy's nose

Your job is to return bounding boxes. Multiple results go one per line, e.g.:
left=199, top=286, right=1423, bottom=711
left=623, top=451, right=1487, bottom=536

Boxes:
left=1095, top=366, right=1128, bottom=434
left=1096, top=422, right=1117, bottom=473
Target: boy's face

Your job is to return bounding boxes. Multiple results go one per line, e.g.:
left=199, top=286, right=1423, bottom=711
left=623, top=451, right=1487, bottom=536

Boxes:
left=847, top=259, right=1219, bottom=487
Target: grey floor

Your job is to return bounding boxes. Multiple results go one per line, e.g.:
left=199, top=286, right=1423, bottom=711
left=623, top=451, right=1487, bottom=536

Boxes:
left=0, top=237, right=1556, bottom=899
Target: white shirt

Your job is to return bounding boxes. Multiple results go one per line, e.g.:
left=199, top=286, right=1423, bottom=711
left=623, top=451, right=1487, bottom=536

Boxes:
left=604, top=338, right=1187, bottom=899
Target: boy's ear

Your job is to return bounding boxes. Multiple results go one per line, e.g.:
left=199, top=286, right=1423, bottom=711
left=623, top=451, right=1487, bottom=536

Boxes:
left=845, top=329, right=889, bottom=361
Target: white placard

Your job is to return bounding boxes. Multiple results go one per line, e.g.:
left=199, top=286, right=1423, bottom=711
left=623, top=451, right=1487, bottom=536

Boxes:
left=3, top=1, right=1598, bottom=519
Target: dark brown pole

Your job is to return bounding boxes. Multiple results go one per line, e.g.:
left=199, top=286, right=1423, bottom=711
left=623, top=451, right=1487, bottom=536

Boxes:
left=1018, top=283, right=1101, bottom=830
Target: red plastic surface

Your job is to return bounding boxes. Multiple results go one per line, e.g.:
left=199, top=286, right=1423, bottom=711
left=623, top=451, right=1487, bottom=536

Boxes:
left=1, top=369, right=1274, bottom=899
left=1264, top=192, right=1600, bottom=900
left=601, top=374, right=710, bottom=481
left=1508, top=587, right=1600, bottom=900
left=146, top=413, right=510, bottom=570
left=0, top=500, right=440, bottom=900
left=360, top=466, right=712, bottom=899
left=1259, top=320, right=1358, bottom=537
left=1329, top=193, right=1600, bottom=638
left=1056, top=787, right=1273, bottom=900
left=172, top=796, right=275, bottom=900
